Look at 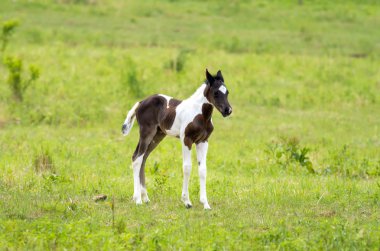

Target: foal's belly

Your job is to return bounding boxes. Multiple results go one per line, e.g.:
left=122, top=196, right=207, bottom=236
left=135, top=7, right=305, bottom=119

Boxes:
left=164, top=114, right=183, bottom=138
left=165, top=129, right=180, bottom=137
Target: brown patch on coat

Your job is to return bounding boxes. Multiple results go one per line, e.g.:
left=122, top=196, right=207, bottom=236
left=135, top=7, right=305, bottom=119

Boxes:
left=132, top=95, right=167, bottom=161
left=184, top=104, right=214, bottom=149
left=169, top=98, right=181, bottom=107
left=135, top=95, right=181, bottom=130
left=132, top=95, right=182, bottom=161
left=160, top=98, right=182, bottom=130
left=135, top=95, right=166, bottom=127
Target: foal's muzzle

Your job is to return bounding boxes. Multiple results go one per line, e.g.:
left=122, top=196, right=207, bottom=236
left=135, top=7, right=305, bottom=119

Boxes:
left=222, top=107, right=232, bottom=117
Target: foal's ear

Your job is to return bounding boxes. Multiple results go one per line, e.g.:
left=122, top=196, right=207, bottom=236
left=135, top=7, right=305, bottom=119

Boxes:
left=206, top=69, right=214, bottom=85
left=216, top=70, right=224, bottom=81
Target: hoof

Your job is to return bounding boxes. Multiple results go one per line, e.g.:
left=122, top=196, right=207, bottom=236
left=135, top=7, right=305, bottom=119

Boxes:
left=133, top=196, right=142, bottom=205
left=181, top=196, right=192, bottom=209
left=143, top=197, right=150, bottom=204
left=200, top=198, right=211, bottom=210
left=203, top=204, right=211, bottom=210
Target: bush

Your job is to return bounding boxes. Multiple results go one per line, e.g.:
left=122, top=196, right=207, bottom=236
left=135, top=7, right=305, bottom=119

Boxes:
left=3, top=56, right=40, bottom=102
left=266, top=136, right=315, bottom=174
left=167, top=49, right=191, bottom=72
left=1, top=20, right=40, bottom=102
left=121, top=58, right=142, bottom=98
left=1, top=19, right=19, bottom=52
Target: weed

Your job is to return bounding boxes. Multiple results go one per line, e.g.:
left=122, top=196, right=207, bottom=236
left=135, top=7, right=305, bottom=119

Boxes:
left=151, top=161, right=159, bottom=175
left=1, top=19, right=18, bottom=52
left=324, top=145, right=380, bottom=178
left=42, top=173, right=67, bottom=192
left=111, top=196, right=115, bottom=228
left=115, top=219, right=126, bottom=234
left=166, top=49, right=191, bottom=72
left=266, top=136, right=314, bottom=173
left=2, top=20, right=40, bottom=102
left=147, top=161, right=169, bottom=192
left=129, top=226, right=145, bottom=247
left=33, top=148, right=54, bottom=173
left=67, top=198, right=77, bottom=211
left=121, top=57, right=142, bottom=98
left=153, top=172, right=168, bottom=192
left=3, top=56, right=40, bottom=102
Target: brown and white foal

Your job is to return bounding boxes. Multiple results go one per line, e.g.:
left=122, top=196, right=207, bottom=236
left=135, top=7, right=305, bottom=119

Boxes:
left=122, top=69, right=232, bottom=209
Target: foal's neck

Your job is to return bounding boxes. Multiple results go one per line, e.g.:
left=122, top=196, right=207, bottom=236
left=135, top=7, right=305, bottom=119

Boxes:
left=188, top=83, right=209, bottom=105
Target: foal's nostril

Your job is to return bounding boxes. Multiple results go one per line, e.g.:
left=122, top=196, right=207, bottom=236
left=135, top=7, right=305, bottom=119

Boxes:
left=224, top=107, right=232, bottom=115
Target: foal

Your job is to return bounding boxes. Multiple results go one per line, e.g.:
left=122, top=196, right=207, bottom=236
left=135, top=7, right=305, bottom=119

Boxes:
left=122, top=69, right=232, bottom=209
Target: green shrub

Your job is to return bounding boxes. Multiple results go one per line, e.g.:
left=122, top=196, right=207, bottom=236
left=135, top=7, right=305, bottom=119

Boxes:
left=167, top=49, right=191, bottom=72
left=3, top=56, right=40, bottom=101
left=266, top=136, right=315, bottom=174
left=121, top=58, right=142, bottom=98
left=1, top=19, right=19, bottom=52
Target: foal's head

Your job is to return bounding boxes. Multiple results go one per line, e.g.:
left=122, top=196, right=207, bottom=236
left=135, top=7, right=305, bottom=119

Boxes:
left=205, top=69, right=232, bottom=117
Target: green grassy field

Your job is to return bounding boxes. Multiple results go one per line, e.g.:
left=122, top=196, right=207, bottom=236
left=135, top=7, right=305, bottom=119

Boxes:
left=1, top=0, right=380, bottom=249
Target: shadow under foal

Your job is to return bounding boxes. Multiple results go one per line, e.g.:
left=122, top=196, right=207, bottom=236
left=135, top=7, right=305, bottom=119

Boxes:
left=122, top=69, right=232, bottom=209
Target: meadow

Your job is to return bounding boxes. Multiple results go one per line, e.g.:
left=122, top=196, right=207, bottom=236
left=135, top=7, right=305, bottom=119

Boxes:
left=0, top=0, right=379, bottom=249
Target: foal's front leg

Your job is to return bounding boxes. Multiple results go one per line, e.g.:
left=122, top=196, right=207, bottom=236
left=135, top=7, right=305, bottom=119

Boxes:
left=196, top=142, right=211, bottom=209
left=181, top=143, right=192, bottom=208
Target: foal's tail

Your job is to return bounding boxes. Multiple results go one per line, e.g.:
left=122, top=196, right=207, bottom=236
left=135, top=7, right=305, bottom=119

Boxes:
left=122, top=102, right=140, bottom=136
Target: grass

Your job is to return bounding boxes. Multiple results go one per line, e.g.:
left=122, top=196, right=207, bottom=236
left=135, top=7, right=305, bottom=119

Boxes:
left=0, top=0, right=380, bottom=249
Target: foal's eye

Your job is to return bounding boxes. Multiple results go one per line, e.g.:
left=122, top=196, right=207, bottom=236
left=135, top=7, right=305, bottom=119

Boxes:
left=214, top=92, right=219, bottom=98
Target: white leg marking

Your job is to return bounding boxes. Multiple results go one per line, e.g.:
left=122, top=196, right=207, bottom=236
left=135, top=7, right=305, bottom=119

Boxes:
left=196, top=142, right=211, bottom=209
left=132, top=155, right=144, bottom=205
left=181, top=144, right=192, bottom=208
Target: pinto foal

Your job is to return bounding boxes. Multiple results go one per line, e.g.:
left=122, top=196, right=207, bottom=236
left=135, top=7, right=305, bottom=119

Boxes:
left=122, top=69, right=232, bottom=209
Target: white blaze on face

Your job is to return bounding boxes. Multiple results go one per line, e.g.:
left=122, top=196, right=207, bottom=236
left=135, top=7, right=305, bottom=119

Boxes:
left=219, top=85, right=227, bottom=94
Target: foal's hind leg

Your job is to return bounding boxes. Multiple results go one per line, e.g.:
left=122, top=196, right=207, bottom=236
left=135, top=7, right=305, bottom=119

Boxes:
left=139, top=129, right=166, bottom=203
left=132, top=126, right=156, bottom=205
